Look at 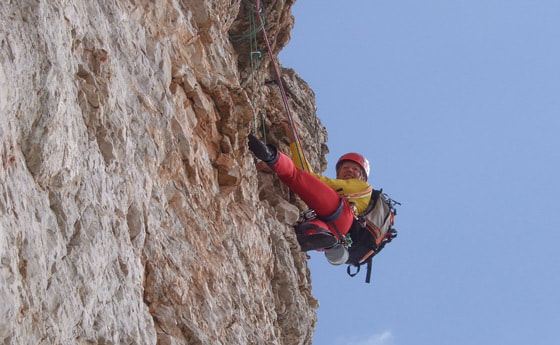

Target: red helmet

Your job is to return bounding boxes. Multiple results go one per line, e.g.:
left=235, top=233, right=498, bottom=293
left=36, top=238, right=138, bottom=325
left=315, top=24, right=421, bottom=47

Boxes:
left=336, top=153, right=370, bottom=180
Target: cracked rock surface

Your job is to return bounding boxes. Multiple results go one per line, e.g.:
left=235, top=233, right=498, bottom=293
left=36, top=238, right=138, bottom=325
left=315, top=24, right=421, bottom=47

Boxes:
left=0, top=1, right=329, bottom=344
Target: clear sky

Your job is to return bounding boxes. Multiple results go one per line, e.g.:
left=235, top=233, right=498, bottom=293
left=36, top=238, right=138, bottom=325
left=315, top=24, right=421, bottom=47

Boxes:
left=278, top=1, right=560, bottom=345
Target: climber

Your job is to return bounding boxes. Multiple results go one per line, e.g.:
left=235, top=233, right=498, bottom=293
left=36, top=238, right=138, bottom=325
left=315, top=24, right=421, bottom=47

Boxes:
left=247, top=123, right=373, bottom=266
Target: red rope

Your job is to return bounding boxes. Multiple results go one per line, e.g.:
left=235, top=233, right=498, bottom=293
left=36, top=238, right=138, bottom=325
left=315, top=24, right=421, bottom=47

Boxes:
left=254, top=0, right=308, bottom=171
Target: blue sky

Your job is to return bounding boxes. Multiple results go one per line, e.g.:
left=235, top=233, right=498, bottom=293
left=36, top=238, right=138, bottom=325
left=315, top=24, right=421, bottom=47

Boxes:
left=278, top=1, right=560, bottom=344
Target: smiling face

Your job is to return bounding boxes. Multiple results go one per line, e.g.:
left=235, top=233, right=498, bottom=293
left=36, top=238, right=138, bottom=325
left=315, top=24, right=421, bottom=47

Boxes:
left=336, top=160, right=365, bottom=181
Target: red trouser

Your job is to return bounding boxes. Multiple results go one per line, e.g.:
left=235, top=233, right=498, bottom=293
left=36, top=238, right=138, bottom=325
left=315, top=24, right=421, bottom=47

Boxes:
left=272, top=152, right=355, bottom=239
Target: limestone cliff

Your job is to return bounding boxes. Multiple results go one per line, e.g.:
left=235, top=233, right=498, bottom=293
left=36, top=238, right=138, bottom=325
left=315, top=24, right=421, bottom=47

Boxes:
left=0, top=1, right=328, bottom=344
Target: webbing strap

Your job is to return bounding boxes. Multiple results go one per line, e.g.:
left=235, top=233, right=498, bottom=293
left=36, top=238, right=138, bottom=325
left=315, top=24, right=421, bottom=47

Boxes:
left=318, top=198, right=344, bottom=223
left=360, top=189, right=381, bottom=220
left=365, top=257, right=373, bottom=283
left=347, top=258, right=373, bottom=283
left=347, top=264, right=360, bottom=277
left=317, top=198, right=348, bottom=244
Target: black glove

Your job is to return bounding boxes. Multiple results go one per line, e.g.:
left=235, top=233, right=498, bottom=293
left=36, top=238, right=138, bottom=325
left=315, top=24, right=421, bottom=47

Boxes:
left=248, top=134, right=279, bottom=165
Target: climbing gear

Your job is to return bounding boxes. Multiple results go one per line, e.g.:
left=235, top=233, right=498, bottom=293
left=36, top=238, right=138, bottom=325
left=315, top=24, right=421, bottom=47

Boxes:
left=294, top=197, right=348, bottom=252
left=316, top=197, right=349, bottom=245
left=234, top=0, right=308, bottom=170
left=230, top=0, right=267, bottom=140
left=299, top=209, right=318, bottom=223
left=248, top=134, right=279, bottom=168
left=336, top=153, right=371, bottom=180
left=253, top=0, right=303, bottom=151
left=346, top=189, right=399, bottom=283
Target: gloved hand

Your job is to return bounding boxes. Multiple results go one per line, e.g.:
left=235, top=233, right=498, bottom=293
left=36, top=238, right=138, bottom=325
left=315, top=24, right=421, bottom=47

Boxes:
left=248, top=134, right=278, bottom=165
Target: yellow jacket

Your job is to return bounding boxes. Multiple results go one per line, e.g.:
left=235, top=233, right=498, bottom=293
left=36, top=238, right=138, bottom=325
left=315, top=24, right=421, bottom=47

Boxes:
left=289, top=142, right=372, bottom=215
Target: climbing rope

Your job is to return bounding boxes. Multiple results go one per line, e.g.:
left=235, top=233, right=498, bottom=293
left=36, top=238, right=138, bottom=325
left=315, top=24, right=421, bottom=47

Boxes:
left=253, top=0, right=309, bottom=171
left=233, top=0, right=309, bottom=170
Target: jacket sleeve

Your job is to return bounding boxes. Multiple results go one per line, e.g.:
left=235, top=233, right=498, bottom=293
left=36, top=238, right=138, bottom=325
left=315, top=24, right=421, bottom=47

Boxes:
left=289, top=142, right=313, bottom=172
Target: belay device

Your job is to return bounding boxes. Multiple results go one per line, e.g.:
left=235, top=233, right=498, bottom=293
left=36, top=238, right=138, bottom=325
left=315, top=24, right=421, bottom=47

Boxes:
left=346, top=189, right=399, bottom=283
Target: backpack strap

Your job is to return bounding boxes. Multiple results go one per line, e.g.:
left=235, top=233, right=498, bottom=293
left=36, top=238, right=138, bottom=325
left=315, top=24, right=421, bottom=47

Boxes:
left=357, top=189, right=381, bottom=222
left=347, top=264, right=360, bottom=277
left=365, top=257, right=373, bottom=283
left=346, top=257, right=373, bottom=283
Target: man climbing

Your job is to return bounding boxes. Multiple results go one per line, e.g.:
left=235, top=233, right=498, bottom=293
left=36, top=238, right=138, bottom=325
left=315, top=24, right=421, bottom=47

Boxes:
left=247, top=124, right=373, bottom=265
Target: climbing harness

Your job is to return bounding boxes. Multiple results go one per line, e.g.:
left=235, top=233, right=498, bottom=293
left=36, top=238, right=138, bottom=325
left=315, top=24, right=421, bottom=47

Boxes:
left=316, top=197, right=350, bottom=246
left=296, top=197, right=353, bottom=248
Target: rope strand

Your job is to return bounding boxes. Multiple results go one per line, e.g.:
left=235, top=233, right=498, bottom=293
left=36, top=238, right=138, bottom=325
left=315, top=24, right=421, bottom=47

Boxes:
left=254, top=0, right=308, bottom=171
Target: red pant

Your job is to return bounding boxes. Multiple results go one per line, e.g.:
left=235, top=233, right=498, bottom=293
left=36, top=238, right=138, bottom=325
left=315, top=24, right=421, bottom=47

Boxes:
left=272, top=152, right=355, bottom=239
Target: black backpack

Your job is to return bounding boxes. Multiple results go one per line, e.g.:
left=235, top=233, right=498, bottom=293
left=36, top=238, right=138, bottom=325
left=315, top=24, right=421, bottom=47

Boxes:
left=346, top=189, right=399, bottom=283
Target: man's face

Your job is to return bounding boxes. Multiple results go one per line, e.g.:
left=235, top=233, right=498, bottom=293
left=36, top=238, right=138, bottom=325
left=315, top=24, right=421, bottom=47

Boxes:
left=337, top=161, right=365, bottom=181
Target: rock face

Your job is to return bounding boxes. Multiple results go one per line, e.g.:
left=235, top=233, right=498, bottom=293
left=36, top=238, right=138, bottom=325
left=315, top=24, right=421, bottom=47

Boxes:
left=0, top=1, right=328, bottom=344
